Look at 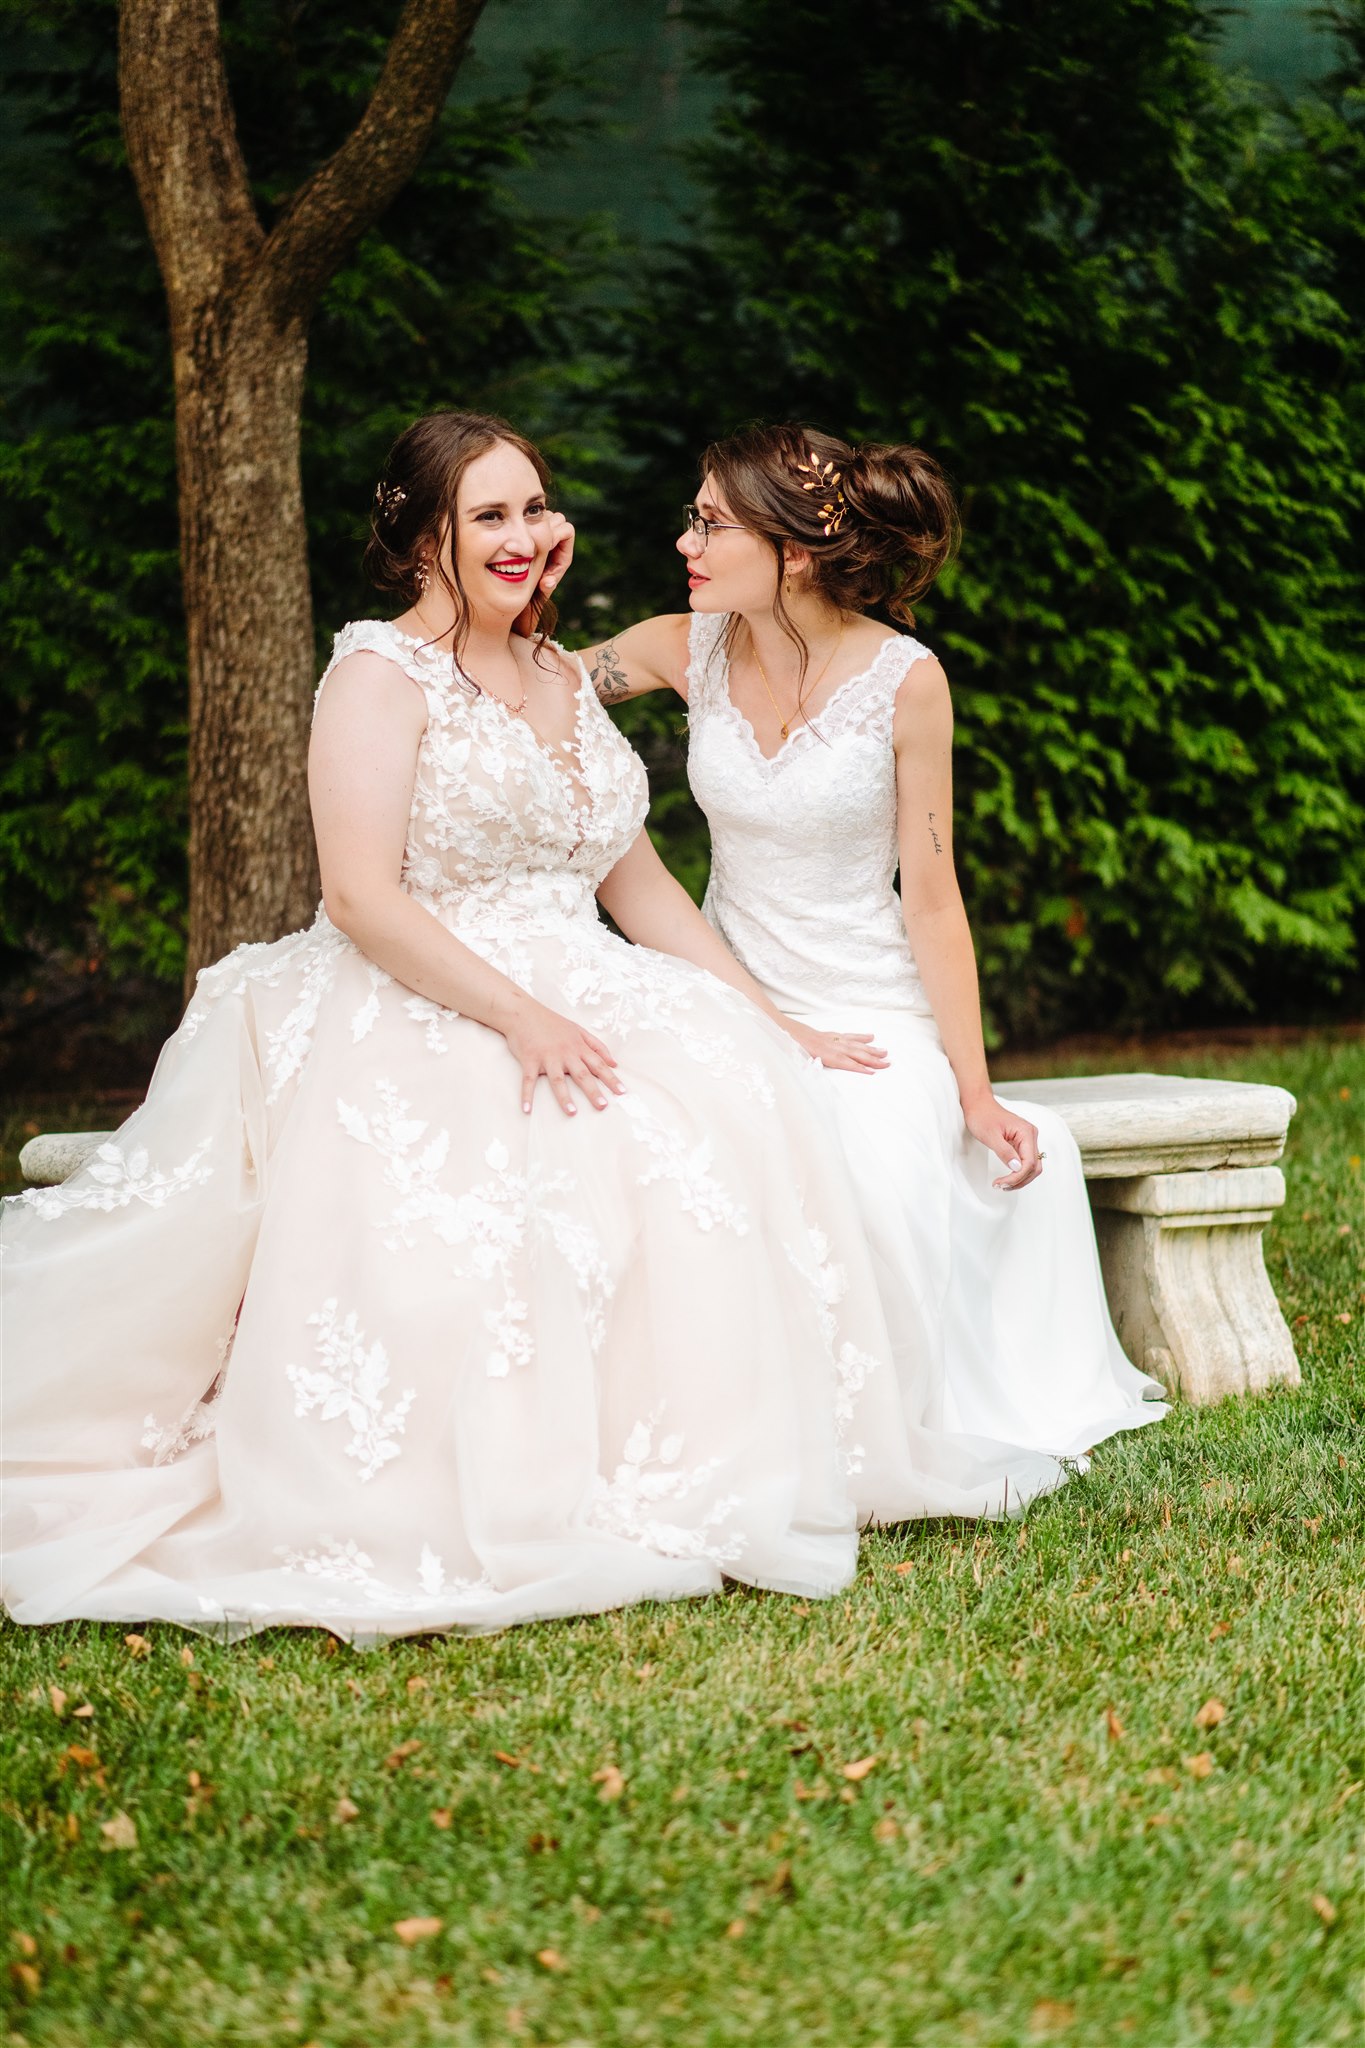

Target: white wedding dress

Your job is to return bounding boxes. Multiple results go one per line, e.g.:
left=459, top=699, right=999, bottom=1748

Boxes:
left=686, top=611, right=1168, bottom=1457
left=1, top=619, right=1073, bottom=1647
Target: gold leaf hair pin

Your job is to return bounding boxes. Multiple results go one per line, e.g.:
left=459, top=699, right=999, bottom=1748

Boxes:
left=793, top=449, right=847, bottom=536
left=373, top=480, right=408, bottom=522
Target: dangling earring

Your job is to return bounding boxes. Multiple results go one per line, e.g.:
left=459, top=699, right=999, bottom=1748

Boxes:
left=417, top=562, right=430, bottom=594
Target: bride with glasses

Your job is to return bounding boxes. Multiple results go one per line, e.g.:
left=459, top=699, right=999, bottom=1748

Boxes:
left=578, top=423, right=1167, bottom=1462
left=2, top=410, right=1085, bottom=1649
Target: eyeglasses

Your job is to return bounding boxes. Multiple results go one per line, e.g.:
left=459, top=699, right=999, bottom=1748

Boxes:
left=682, top=504, right=746, bottom=546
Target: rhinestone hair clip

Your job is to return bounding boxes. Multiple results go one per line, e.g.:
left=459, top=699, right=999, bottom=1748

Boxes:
left=793, top=450, right=847, bottom=536
left=373, top=480, right=408, bottom=522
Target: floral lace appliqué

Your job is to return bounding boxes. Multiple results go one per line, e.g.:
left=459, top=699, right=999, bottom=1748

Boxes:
left=21, top=1137, right=214, bottom=1221
left=286, top=1298, right=416, bottom=1481
left=589, top=1412, right=745, bottom=1567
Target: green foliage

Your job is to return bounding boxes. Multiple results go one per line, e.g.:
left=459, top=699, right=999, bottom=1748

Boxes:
left=0, top=0, right=612, bottom=986
left=600, top=0, right=1365, bottom=1038
left=1, top=2, right=1362, bottom=1039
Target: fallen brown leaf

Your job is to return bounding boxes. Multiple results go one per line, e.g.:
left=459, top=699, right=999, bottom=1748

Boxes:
left=407, top=1675, right=428, bottom=1694
left=527, top=1831, right=558, bottom=1852
left=1030, top=1999, right=1076, bottom=2036
left=1194, top=1698, right=1226, bottom=1730
left=591, top=1764, right=625, bottom=1802
left=48, top=1686, right=67, bottom=1717
left=1106, top=1708, right=1124, bottom=1743
left=892, top=1560, right=914, bottom=1575
left=1209, top=1621, right=1231, bottom=1640
left=841, top=1755, right=878, bottom=1782
left=536, top=1947, right=568, bottom=1971
left=99, top=1812, right=138, bottom=1851
left=724, top=1918, right=746, bottom=1940
left=1310, top=1893, right=1337, bottom=1927
left=383, top=1740, right=423, bottom=1770
left=1183, top=1752, right=1215, bottom=1779
left=872, top=1816, right=899, bottom=1842
left=332, top=1796, right=360, bottom=1824
left=430, top=1808, right=452, bottom=1830
left=124, top=1634, right=151, bottom=1659
left=9, top=1962, right=40, bottom=1998
left=12, top=1933, right=37, bottom=1958
left=393, top=1917, right=443, bottom=1945
left=72, top=1704, right=94, bottom=1721
left=179, top=1647, right=195, bottom=1666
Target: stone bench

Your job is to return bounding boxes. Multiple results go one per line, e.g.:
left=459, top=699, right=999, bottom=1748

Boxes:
left=18, top=1071, right=1300, bottom=1408
left=1006, top=1073, right=1300, bottom=1405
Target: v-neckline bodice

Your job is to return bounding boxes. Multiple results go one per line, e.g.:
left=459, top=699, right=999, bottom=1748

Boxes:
left=386, top=621, right=594, bottom=824
left=715, top=628, right=909, bottom=771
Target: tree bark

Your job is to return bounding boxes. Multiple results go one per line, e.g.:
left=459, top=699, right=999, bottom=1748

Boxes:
left=117, top=0, right=486, bottom=990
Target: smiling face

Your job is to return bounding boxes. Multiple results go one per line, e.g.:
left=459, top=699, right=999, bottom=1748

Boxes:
left=445, top=441, right=553, bottom=629
left=676, top=473, right=786, bottom=614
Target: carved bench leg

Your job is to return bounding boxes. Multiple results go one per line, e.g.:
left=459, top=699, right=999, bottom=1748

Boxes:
left=1087, top=1167, right=1301, bottom=1405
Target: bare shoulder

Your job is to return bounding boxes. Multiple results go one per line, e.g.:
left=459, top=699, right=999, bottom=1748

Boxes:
left=311, top=647, right=428, bottom=744
left=892, top=646, right=953, bottom=739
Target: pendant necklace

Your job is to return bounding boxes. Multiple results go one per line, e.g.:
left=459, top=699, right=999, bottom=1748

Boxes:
left=750, top=623, right=844, bottom=740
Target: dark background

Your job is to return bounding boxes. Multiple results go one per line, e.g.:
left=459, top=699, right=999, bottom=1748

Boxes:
left=1, top=0, right=1361, bottom=1093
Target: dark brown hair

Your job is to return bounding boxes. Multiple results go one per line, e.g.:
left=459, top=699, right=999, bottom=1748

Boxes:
left=700, top=422, right=960, bottom=686
left=364, top=409, right=558, bottom=678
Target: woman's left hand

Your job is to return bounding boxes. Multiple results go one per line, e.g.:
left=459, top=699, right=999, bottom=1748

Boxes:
left=965, top=1096, right=1043, bottom=1190
left=785, top=1021, right=890, bottom=1073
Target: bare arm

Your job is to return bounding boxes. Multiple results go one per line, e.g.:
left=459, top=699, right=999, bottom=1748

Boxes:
left=579, top=614, right=693, bottom=706
left=596, top=830, right=886, bottom=1073
left=308, top=651, right=622, bottom=1115
left=893, top=657, right=1042, bottom=1188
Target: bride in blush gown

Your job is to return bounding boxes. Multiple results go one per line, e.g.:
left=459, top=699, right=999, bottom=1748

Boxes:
left=580, top=423, right=1167, bottom=1464
left=1, top=412, right=1072, bottom=1648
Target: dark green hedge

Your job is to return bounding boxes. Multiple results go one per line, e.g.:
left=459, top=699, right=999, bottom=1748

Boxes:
left=1, top=0, right=1361, bottom=1042
left=600, top=0, right=1365, bottom=1040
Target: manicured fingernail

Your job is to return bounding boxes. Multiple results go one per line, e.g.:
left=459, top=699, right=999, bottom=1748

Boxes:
left=1008, top=1159, right=1022, bottom=1171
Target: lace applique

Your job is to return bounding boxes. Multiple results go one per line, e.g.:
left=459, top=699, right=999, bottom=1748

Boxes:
left=21, top=1136, right=214, bottom=1220
left=402, top=993, right=453, bottom=1053
left=263, top=922, right=349, bottom=1102
left=141, top=1325, right=233, bottom=1464
left=617, top=1095, right=750, bottom=1233
left=337, top=1080, right=615, bottom=1377
left=588, top=1412, right=745, bottom=1566
left=785, top=1216, right=877, bottom=1477
left=274, top=1538, right=495, bottom=1608
left=351, top=963, right=391, bottom=1042
left=286, top=1298, right=417, bottom=1482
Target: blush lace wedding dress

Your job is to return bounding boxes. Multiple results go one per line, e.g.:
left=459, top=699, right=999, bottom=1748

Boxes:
left=2, top=619, right=1071, bottom=1647
left=686, top=611, right=1168, bottom=1458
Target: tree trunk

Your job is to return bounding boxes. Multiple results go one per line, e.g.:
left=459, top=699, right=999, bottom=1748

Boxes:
left=117, top=0, right=487, bottom=993
left=179, top=314, right=318, bottom=970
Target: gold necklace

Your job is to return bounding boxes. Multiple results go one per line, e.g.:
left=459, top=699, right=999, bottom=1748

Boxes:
left=412, top=610, right=528, bottom=715
left=749, top=624, right=844, bottom=740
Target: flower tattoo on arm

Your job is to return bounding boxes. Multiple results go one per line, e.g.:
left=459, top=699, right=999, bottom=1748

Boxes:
left=590, top=642, right=631, bottom=706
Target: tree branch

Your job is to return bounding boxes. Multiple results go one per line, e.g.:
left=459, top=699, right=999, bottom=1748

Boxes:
left=254, top=0, right=488, bottom=329
left=118, top=0, right=262, bottom=332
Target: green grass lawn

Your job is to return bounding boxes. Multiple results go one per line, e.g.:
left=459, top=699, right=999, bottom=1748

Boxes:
left=2, top=1035, right=1361, bottom=2047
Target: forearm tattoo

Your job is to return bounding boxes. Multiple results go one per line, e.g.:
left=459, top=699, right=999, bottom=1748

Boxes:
left=590, top=642, right=631, bottom=705
left=928, top=811, right=944, bottom=856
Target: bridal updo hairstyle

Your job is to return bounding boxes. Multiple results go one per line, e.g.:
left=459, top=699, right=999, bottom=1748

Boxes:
left=701, top=422, right=959, bottom=681
left=364, top=409, right=559, bottom=677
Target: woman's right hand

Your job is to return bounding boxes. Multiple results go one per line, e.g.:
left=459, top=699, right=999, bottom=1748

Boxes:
left=502, top=999, right=624, bottom=1115
left=783, top=1020, right=890, bottom=1073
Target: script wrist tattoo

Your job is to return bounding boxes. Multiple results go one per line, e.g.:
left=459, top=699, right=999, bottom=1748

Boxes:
left=928, top=810, right=944, bottom=856
left=590, top=642, right=631, bottom=705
